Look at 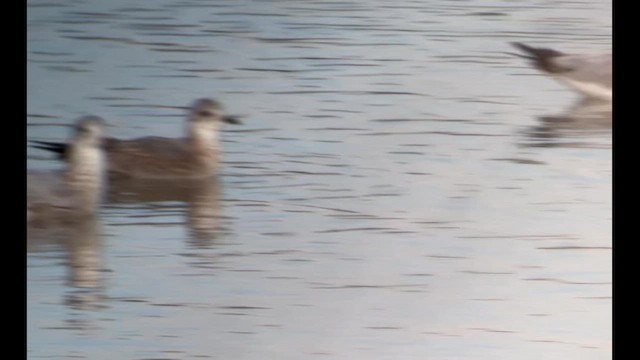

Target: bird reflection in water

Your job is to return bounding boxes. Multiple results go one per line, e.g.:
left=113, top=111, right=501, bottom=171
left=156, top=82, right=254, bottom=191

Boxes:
left=27, top=216, right=106, bottom=312
left=519, top=99, right=612, bottom=148
left=107, top=176, right=224, bottom=247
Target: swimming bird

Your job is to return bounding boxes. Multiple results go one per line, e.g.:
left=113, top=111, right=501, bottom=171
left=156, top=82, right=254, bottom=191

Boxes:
left=31, top=98, right=241, bottom=179
left=28, top=116, right=107, bottom=223
left=510, top=42, right=612, bottom=101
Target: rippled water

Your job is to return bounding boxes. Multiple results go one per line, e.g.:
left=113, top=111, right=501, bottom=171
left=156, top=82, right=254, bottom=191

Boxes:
left=27, top=0, right=611, bottom=359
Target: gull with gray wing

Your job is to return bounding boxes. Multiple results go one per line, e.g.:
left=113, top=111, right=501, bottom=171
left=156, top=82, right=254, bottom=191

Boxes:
left=28, top=116, right=107, bottom=223
left=511, top=42, right=612, bottom=101
left=31, top=98, right=241, bottom=179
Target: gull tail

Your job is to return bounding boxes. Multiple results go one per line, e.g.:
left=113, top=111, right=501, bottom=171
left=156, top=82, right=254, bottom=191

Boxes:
left=30, top=140, right=69, bottom=160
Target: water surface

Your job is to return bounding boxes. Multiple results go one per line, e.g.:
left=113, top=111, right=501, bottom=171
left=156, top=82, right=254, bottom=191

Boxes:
left=27, top=0, right=612, bottom=359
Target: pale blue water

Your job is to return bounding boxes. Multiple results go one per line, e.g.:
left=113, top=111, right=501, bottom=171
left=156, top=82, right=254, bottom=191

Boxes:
left=27, top=0, right=611, bottom=359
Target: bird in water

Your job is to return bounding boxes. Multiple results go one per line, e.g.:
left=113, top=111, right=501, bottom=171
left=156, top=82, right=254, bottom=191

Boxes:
left=28, top=116, right=108, bottom=224
left=510, top=42, right=612, bottom=101
left=31, top=98, right=241, bottom=179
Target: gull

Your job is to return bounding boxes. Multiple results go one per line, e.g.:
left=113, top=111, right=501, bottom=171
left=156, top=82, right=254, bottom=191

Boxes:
left=511, top=42, right=612, bottom=101
left=31, top=98, right=241, bottom=179
left=28, top=116, right=107, bottom=223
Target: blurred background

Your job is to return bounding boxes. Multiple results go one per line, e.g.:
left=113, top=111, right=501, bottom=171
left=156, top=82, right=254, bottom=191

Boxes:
left=27, top=0, right=611, bottom=359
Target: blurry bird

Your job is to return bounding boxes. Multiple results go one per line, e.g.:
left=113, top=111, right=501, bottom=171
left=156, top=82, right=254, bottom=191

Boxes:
left=28, top=116, right=107, bottom=223
left=510, top=42, right=612, bottom=101
left=31, top=98, right=241, bottom=179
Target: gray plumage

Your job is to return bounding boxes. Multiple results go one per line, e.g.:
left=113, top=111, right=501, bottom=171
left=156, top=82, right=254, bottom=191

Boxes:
left=30, top=98, right=241, bottom=179
left=28, top=116, right=107, bottom=224
left=511, top=42, right=612, bottom=101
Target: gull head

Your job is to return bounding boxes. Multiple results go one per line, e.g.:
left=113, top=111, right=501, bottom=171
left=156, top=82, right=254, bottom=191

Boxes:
left=72, top=116, right=107, bottom=148
left=188, top=98, right=242, bottom=126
